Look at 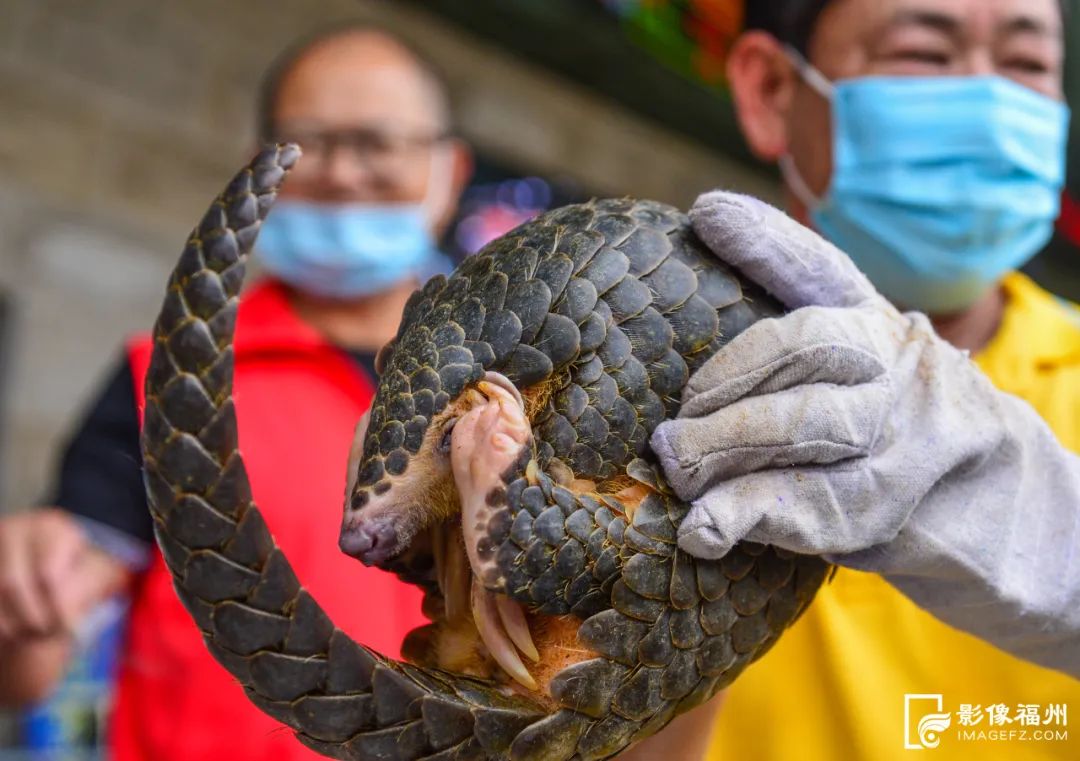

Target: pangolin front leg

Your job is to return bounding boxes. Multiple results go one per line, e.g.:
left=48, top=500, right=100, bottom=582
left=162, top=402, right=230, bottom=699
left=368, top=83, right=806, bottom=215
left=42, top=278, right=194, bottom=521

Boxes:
left=450, top=386, right=540, bottom=690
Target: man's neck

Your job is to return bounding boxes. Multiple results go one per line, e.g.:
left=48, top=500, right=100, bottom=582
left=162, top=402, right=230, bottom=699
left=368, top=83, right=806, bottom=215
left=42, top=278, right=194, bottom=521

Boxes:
left=928, top=284, right=1007, bottom=354
left=285, top=280, right=417, bottom=352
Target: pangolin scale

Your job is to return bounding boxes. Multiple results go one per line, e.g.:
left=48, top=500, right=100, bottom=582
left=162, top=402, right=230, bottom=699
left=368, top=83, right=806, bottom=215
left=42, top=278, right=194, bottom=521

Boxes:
left=140, top=145, right=830, bottom=760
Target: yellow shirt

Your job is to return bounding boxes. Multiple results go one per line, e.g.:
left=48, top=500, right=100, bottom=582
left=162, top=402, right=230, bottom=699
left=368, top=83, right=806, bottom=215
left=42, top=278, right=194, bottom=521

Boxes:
left=709, top=273, right=1080, bottom=760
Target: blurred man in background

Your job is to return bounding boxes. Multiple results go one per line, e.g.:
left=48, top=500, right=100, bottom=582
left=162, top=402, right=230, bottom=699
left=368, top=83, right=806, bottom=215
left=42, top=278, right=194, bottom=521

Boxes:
left=677, top=0, right=1080, bottom=758
left=0, top=24, right=472, bottom=760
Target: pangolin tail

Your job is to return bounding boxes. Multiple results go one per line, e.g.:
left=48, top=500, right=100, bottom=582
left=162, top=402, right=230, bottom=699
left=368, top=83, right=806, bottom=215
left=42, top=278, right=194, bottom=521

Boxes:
left=139, top=145, right=545, bottom=760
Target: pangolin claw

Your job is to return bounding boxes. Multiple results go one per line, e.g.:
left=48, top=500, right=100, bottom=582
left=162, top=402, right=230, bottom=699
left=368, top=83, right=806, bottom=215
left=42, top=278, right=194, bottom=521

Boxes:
left=472, top=576, right=538, bottom=690
left=496, top=595, right=540, bottom=663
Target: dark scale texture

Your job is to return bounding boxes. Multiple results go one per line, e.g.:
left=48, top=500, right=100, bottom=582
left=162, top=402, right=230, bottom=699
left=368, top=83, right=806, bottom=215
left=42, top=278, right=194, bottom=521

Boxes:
left=359, top=199, right=784, bottom=495
left=142, top=151, right=831, bottom=761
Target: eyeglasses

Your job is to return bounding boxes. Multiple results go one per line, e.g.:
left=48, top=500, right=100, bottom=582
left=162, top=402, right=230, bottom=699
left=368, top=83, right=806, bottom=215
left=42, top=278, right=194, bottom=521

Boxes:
left=273, top=125, right=449, bottom=182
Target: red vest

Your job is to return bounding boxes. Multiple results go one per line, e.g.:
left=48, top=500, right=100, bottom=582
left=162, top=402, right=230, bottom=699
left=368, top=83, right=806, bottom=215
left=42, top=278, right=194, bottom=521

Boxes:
left=111, top=280, right=426, bottom=760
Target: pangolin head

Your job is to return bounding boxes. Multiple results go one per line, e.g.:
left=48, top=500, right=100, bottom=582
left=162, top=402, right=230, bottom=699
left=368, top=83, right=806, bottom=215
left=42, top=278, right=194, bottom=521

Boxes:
left=337, top=232, right=549, bottom=572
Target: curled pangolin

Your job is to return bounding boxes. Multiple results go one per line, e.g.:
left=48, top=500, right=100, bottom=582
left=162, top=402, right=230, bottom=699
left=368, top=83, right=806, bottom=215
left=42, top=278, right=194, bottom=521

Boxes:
left=140, top=145, right=830, bottom=760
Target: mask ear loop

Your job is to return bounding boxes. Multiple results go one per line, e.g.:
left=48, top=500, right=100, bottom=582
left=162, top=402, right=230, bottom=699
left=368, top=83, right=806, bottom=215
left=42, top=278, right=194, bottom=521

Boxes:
left=779, top=46, right=836, bottom=210
left=783, top=45, right=835, bottom=100
left=778, top=154, right=824, bottom=210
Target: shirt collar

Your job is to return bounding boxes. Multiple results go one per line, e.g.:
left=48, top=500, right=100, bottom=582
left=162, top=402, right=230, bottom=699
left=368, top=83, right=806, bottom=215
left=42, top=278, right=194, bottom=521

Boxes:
left=975, top=272, right=1080, bottom=388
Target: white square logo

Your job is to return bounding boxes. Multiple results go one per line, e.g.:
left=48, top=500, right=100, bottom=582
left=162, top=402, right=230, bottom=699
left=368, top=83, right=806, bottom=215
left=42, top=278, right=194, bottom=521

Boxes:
left=904, top=694, right=952, bottom=749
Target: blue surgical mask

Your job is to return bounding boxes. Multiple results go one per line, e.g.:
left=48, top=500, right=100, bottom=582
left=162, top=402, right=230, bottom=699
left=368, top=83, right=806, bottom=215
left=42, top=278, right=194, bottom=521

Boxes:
left=256, top=200, right=445, bottom=299
left=781, top=52, right=1070, bottom=314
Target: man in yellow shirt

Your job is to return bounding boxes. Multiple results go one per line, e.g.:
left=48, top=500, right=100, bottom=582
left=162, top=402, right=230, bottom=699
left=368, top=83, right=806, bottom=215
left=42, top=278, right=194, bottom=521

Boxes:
left=649, top=0, right=1080, bottom=758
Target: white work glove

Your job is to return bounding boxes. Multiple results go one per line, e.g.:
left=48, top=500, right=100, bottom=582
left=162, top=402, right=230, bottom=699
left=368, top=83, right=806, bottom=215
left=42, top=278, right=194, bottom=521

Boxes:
left=650, top=191, right=1080, bottom=677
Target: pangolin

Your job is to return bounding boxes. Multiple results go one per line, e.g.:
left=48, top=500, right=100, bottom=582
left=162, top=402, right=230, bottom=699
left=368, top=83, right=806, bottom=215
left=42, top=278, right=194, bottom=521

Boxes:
left=140, top=145, right=830, bottom=760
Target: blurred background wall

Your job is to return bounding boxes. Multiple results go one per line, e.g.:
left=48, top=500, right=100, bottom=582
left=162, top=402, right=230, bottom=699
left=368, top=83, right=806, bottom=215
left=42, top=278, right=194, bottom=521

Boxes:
left=1, top=0, right=1077, bottom=514
left=0, top=0, right=777, bottom=513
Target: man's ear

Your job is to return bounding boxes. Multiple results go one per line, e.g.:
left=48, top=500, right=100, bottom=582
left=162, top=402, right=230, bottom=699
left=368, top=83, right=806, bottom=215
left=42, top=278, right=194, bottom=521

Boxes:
left=727, top=31, right=799, bottom=161
left=450, top=138, right=474, bottom=199
left=433, top=138, right=475, bottom=234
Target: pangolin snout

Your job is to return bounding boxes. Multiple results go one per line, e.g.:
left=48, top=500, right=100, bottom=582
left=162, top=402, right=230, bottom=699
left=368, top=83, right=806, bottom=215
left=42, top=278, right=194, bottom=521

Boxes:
left=339, top=517, right=399, bottom=566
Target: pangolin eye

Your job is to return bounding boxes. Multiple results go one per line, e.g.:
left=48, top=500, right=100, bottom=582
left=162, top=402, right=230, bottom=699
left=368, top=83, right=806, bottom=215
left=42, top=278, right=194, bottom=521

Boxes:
left=438, top=418, right=458, bottom=454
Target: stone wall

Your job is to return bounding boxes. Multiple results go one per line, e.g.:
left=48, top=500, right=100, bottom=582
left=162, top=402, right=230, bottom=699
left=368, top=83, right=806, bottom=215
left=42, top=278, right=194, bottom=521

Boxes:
left=0, top=0, right=772, bottom=509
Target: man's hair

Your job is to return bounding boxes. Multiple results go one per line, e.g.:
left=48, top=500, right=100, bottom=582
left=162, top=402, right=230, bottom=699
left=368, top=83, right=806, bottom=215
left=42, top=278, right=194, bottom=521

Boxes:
left=255, top=22, right=453, bottom=142
left=744, top=0, right=830, bottom=54
left=745, top=0, right=1071, bottom=53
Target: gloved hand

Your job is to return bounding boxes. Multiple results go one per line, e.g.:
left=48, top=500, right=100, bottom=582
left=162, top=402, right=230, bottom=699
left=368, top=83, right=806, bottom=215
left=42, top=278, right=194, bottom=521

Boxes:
left=650, top=191, right=1080, bottom=677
